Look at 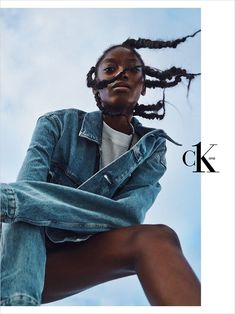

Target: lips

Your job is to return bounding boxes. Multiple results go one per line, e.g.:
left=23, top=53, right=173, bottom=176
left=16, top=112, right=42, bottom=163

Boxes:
left=112, top=81, right=131, bottom=89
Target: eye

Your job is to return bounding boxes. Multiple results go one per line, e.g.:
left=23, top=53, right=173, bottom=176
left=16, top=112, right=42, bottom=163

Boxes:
left=129, top=65, right=142, bottom=73
left=103, top=66, right=116, bottom=74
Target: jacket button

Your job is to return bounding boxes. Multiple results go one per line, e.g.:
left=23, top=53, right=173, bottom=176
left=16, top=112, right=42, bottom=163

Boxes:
left=104, top=174, right=112, bottom=185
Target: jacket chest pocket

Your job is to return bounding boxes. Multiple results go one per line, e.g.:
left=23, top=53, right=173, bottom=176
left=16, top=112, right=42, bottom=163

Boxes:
left=47, top=163, right=80, bottom=188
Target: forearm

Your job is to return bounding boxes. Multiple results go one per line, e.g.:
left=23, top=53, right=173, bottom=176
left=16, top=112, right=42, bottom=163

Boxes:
left=1, top=180, right=154, bottom=233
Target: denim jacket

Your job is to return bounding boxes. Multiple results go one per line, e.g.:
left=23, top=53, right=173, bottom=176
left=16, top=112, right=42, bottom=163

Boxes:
left=16, top=109, right=177, bottom=242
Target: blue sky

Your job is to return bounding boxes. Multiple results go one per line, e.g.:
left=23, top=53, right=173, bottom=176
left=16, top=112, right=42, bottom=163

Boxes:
left=0, top=8, right=201, bottom=306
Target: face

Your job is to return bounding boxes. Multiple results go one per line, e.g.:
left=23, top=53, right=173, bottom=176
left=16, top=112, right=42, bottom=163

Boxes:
left=95, top=47, right=146, bottom=113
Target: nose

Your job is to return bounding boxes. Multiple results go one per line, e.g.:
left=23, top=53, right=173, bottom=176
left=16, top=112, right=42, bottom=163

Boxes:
left=119, top=67, right=129, bottom=80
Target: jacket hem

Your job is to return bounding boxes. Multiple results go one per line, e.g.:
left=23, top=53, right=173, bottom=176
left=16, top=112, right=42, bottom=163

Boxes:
left=0, top=293, right=40, bottom=306
left=0, top=183, right=17, bottom=222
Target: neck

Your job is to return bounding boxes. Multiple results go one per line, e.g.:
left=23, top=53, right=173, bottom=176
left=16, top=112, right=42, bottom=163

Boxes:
left=103, top=114, right=133, bottom=135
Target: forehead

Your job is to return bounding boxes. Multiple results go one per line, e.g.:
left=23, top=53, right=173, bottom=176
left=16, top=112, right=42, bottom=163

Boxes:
left=100, top=47, right=141, bottom=64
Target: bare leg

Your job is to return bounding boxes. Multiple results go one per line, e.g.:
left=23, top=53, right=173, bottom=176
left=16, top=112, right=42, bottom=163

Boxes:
left=134, top=225, right=201, bottom=305
left=42, top=224, right=200, bottom=306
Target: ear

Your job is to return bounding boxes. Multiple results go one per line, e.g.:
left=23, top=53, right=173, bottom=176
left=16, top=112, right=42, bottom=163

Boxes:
left=92, top=88, right=97, bottom=95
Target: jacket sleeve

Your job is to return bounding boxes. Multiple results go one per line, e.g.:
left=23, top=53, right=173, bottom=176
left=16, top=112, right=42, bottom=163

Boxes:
left=10, top=142, right=166, bottom=230
left=17, top=114, right=60, bottom=182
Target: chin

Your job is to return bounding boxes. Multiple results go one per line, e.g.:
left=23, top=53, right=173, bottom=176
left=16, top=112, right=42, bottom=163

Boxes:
left=104, top=102, right=134, bottom=114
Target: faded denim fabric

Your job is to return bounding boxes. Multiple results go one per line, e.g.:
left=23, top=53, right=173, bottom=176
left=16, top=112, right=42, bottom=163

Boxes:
left=0, top=109, right=177, bottom=305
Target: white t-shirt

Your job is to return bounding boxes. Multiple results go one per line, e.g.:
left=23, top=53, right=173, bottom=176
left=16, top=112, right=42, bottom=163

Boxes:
left=100, top=121, right=138, bottom=169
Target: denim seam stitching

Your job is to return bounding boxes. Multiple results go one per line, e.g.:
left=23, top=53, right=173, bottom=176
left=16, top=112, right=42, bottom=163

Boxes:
left=0, top=293, right=39, bottom=306
left=2, top=185, right=16, bottom=217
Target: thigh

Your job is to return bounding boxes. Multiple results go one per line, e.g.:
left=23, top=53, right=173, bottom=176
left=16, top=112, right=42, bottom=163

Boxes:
left=42, top=225, right=140, bottom=304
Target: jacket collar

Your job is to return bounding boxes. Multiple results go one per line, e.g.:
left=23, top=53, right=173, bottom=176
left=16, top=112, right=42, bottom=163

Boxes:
left=79, top=111, right=103, bottom=145
left=79, top=110, right=157, bottom=145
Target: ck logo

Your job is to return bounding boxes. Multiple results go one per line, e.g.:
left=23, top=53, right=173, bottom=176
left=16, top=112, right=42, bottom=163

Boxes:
left=182, top=142, right=219, bottom=173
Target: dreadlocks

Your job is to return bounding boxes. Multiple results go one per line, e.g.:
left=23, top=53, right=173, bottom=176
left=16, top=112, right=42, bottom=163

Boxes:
left=86, top=30, right=201, bottom=120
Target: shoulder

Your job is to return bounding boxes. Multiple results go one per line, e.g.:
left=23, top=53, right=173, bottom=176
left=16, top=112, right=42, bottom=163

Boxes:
left=132, top=116, right=163, bottom=136
left=38, top=108, right=87, bottom=128
left=41, top=108, right=87, bottom=120
left=132, top=117, right=180, bottom=147
left=33, top=108, right=89, bottom=136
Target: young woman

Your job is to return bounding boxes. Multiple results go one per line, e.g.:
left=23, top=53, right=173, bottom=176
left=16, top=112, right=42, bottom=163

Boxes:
left=0, top=31, right=201, bottom=306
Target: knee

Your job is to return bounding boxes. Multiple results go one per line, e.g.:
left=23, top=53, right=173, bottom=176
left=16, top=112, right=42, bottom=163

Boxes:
left=103, top=224, right=182, bottom=270
left=153, top=224, right=181, bottom=248
left=131, top=224, right=182, bottom=255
